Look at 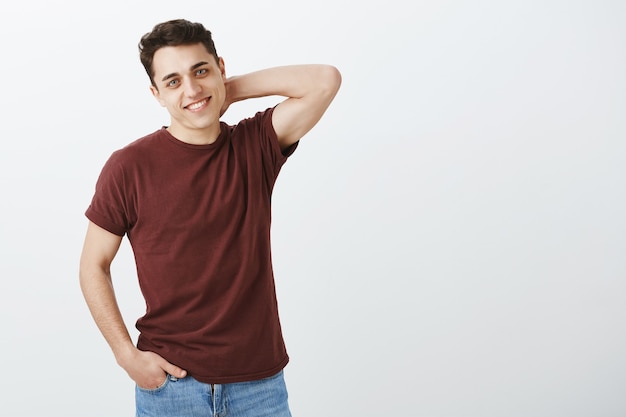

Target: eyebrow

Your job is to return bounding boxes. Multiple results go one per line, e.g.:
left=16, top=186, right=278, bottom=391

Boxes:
left=161, top=61, right=211, bottom=82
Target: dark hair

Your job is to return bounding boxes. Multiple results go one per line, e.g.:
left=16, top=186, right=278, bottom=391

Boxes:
left=139, top=19, right=219, bottom=86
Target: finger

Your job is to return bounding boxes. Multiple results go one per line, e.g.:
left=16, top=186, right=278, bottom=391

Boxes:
left=160, top=359, right=187, bottom=379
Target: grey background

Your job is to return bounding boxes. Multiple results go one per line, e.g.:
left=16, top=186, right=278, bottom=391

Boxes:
left=1, top=0, right=624, bottom=415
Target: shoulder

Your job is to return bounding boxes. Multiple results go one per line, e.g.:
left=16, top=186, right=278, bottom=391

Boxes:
left=105, top=129, right=165, bottom=165
left=230, top=108, right=275, bottom=140
left=120, top=128, right=164, bottom=154
left=94, top=129, right=165, bottom=185
left=229, top=107, right=296, bottom=165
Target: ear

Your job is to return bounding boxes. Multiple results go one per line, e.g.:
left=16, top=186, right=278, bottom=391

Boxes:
left=218, top=57, right=226, bottom=80
left=150, top=84, right=166, bottom=107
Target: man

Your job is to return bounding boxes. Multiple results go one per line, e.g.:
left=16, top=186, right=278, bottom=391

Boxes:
left=79, top=19, right=341, bottom=416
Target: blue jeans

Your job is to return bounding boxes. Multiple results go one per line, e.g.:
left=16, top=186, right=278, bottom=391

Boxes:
left=135, top=370, right=292, bottom=417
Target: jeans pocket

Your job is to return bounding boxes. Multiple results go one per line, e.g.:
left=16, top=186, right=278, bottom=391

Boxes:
left=136, top=374, right=170, bottom=393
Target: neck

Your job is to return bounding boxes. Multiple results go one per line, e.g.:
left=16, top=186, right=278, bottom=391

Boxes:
left=167, top=123, right=221, bottom=145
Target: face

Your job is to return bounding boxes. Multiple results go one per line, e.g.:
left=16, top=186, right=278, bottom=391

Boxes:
left=150, top=43, right=226, bottom=144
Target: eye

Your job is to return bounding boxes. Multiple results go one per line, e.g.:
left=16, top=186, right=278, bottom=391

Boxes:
left=166, top=78, right=180, bottom=88
left=196, top=68, right=208, bottom=76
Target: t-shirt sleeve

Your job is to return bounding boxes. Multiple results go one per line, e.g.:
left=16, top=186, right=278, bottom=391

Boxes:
left=85, top=151, right=133, bottom=236
left=255, top=106, right=298, bottom=178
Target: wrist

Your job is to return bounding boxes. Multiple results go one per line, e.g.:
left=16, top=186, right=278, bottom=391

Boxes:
left=113, top=342, right=139, bottom=369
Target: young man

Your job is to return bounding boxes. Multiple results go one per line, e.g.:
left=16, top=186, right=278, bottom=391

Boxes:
left=79, top=19, right=341, bottom=416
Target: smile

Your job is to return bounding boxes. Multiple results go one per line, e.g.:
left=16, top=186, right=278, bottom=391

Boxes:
left=186, top=98, right=210, bottom=111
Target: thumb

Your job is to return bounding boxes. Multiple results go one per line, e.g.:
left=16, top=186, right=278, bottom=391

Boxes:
left=160, top=359, right=187, bottom=379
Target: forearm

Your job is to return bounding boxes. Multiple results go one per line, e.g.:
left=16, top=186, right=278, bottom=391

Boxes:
left=224, top=64, right=340, bottom=106
left=79, top=266, right=135, bottom=365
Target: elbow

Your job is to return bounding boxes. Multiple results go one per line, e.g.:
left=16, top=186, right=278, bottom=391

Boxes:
left=79, top=257, right=112, bottom=293
left=78, top=261, right=94, bottom=293
left=321, top=65, right=342, bottom=97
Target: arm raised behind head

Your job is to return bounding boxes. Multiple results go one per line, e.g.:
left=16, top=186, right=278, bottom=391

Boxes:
left=223, top=64, right=342, bottom=151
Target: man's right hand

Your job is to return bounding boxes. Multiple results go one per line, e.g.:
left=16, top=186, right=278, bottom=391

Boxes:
left=118, top=347, right=188, bottom=389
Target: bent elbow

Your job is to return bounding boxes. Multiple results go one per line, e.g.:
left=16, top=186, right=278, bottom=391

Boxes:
left=321, top=65, right=342, bottom=97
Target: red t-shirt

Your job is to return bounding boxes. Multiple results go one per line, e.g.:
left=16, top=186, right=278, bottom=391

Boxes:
left=85, top=108, right=296, bottom=383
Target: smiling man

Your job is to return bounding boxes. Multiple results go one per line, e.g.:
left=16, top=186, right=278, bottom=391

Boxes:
left=79, top=19, right=341, bottom=416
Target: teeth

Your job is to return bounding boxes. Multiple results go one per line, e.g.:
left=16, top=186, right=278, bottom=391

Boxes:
left=188, top=99, right=207, bottom=110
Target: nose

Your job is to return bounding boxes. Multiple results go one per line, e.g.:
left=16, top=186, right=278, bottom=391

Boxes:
left=184, top=77, right=202, bottom=98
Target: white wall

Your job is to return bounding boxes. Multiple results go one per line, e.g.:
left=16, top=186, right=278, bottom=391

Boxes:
left=1, top=0, right=624, bottom=415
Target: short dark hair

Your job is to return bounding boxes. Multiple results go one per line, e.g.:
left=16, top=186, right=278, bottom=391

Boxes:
left=139, top=19, right=219, bottom=86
